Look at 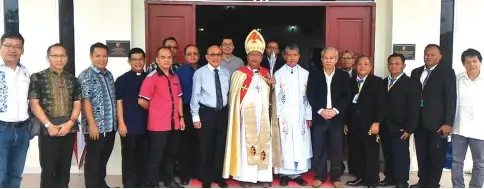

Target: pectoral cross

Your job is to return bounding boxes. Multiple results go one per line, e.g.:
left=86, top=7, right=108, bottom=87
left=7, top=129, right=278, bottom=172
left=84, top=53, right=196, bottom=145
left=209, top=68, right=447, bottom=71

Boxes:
left=255, top=85, right=261, bottom=93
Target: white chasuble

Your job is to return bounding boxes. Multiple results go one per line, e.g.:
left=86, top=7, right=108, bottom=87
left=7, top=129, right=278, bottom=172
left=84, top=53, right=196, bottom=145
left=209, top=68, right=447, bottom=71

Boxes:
left=233, top=73, right=273, bottom=183
left=274, top=64, right=312, bottom=175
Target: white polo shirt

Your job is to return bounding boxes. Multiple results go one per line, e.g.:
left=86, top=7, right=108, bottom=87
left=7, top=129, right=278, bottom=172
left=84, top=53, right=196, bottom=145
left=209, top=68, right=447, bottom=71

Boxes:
left=0, top=63, right=30, bottom=122
left=453, top=72, right=484, bottom=140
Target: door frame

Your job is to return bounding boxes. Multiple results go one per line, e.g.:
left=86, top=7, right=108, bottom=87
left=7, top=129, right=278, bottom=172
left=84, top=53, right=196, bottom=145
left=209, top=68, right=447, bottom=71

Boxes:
left=145, top=0, right=376, bottom=61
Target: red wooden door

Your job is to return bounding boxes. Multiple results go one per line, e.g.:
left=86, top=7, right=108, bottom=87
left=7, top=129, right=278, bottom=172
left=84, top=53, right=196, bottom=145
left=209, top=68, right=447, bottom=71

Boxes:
left=326, top=5, right=374, bottom=66
left=145, top=3, right=196, bottom=64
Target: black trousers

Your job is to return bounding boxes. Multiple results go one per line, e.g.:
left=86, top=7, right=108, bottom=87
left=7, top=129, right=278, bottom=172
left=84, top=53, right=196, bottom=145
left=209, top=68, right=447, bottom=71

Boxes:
left=345, top=132, right=356, bottom=174
left=84, top=131, right=116, bottom=188
left=311, top=123, right=344, bottom=182
left=347, top=129, right=380, bottom=185
left=146, top=130, right=180, bottom=185
left=198, top=105, right=228, bottom=184
left=414, top=127, right=447, bottom=188
left=121, top=133, right=149, bottom=187
left=178, top=104, right=199, bottom=181
left=381, top=130, right=410, bottom=185
left=38, top=133, right=75, bottom=188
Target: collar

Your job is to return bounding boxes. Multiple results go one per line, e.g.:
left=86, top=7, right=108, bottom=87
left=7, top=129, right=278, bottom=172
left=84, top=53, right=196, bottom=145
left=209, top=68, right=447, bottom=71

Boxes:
left=156, top=66, right=174, bottom=76
left=48, top=68, right=64, bottom=75
left=90, top=65, right=109, bottom=74
left=223, top=55, right=237, bottom=62
left=324, top=68, right=335, bottom=77
left=389, top=72, right=404, bottom=81
left=207, top=63, right=221, bottom=71
left=247, top=66, right=260, bottom=73
left=0, top=60, right=23, bottom=68
left=463, top=71, right=484, bottom=81
left=424, top=64, right=438, bottom=71
left=130, top=70, right=144, bottom=76
left=357, top=75, right=368, bottom=82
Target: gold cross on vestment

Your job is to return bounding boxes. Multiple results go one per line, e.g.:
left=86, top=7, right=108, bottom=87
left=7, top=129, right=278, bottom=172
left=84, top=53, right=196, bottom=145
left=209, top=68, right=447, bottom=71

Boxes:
left=242, top=85, right=249, bottom=91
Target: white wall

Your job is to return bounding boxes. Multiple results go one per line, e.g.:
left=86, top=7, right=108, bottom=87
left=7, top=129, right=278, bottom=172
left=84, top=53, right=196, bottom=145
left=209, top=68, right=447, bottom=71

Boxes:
left=131, top=0, right=146, bottom=51
left=19, top=0, right=60, bottom=174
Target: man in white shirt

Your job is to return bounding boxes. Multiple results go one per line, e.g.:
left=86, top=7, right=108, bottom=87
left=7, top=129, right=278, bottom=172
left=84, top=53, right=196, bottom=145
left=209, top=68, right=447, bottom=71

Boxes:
left=451, top=48, right=484, bottom=188
left=0, top=33, right=31, bottom=188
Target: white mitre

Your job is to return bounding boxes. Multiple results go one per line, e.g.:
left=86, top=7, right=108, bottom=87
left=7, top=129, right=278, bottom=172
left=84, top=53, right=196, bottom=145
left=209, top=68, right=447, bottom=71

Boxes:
left=244, top=29, right=266, bottom=54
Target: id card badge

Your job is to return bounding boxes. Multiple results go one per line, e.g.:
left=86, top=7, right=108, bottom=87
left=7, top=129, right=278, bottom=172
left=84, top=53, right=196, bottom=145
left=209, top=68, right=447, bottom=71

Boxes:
left=420, top=99, right=424, bottom=107
left=352, top=94, right=359, bottom=104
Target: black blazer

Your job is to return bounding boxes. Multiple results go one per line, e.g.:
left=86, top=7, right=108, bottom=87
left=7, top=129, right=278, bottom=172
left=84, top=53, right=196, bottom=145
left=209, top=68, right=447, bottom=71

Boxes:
left=382, top=74, right=421, bottom=134
left=307, top=69, right=351, bottom=126
left=346, top=74, right=385, bottom=132
left=262, top=56, right=285, bottom=75
left=410, top=63, right=457, bottom=131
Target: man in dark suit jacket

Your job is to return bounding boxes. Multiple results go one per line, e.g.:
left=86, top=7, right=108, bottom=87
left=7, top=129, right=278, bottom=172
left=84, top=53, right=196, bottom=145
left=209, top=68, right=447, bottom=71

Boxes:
left=307, top=47, right=351, bottom=188
left=380, top=53, right=421, bottom=188
left=409, top=44, right=457, bottom=188
left=261, top=40, right=285, bottom=76
left=345, top=55, right=385, bottom=188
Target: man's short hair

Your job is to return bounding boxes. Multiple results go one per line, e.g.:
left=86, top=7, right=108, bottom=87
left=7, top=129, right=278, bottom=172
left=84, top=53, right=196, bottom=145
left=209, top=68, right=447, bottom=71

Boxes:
left=387, top=53, right=406, bottom=64
left=461, top=48, right=482, bottom=65
left=128, top=48, right=146, bottom=60
left=162, top=37, right=177, bottom=46
left=1, top=33, right=25, bottom=46
left=89, top=42, right=108, bottom=55
left=46, top=43, right=66, bottom=56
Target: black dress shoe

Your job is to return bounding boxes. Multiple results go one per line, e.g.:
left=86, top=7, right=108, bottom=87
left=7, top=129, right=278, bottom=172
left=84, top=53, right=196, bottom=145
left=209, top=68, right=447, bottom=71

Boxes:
left=280, top=176, right=290, bottom=186
left=292, top=176, right=308, bottom=186
left=367, top=184, right=378, bottom=188
left=379, top=179, right=397, bottom=186
left=165, top=181, right=184, bottom=188
left=202, top=182, right=211, bottom=188
left=395, top=183, right=409, bottom=188
left=217, top=181, right=228, bottom=188
left=180, top=178, right=190, bottom=186
left=409, top=183, right=422, bottom=188
left=346, top=178, right=364, bottom=186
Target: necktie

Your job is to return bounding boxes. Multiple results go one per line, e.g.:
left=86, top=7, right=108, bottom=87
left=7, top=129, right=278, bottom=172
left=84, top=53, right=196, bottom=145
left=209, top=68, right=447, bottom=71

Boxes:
left=357, top=79, right=364, bottom=92
left=388, top=78, right=396, bottom=90
left=422, top=69, right=433, bottom=89
left=214, top=69, right=223, bottom=109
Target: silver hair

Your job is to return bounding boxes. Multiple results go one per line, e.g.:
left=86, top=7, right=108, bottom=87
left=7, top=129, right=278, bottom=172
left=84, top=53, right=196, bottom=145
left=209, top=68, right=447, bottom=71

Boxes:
left=321, top=47, right=339, bottom=57
left=284, top=43, right=300, bottom=55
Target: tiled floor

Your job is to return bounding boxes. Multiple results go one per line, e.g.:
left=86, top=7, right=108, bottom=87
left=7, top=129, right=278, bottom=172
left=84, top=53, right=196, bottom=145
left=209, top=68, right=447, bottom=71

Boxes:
left=20, top=172, right=467, bottom=188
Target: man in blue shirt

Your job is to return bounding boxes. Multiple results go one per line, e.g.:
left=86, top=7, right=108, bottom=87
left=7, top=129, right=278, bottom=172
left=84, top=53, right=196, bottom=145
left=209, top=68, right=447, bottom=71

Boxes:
left=191, top=45, right=231, bottom=188
left=78, top=42, right=117, bottom=188
left=176, top=44, right=200, bottom=185
left=115, top=48, right=149, bottom=188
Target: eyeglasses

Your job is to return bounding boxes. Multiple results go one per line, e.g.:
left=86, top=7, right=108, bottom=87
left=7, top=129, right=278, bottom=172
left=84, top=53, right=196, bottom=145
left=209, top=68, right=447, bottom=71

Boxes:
left=2, top=44, right=22, bottom=50
left=221, top=43, right=234, bottom=47
left=208, top=53, right=222, bottom=58
left=129, top=58, right=145, bottom=62
left=185, top=52, right=199, bottom=56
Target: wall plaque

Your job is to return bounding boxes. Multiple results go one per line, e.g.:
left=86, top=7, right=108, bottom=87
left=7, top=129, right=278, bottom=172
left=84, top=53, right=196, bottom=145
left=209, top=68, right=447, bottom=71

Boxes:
left=106, top=40, right=130, bottom=57
left=393, top=44, right=416, bottom=60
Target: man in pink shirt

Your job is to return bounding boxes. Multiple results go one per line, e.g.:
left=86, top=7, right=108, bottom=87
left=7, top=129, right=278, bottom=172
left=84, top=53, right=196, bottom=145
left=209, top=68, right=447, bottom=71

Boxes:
left=138, top=46, right=185, bottom=188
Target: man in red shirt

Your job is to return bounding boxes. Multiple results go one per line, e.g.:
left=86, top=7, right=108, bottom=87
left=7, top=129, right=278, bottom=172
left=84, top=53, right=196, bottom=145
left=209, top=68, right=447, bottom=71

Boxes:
left=138, top=46, right=185, bottom=188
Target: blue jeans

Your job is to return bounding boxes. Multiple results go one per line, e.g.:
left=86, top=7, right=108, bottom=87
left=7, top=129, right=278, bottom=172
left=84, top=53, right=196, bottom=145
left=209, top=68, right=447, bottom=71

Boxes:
left=451, top=134, right=484, bottom=188
left=0, top=124, right=30, bottom=188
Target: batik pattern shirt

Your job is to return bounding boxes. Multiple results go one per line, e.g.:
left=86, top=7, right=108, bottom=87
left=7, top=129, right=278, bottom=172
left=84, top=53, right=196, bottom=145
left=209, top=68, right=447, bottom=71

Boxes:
left=28, top=68, right=81, bottom=132
left=78, top=65, right=117, bottom=134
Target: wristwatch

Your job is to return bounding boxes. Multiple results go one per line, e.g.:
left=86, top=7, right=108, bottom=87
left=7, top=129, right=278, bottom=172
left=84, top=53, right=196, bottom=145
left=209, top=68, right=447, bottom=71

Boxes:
left=44, top=121, right=51, bottom=128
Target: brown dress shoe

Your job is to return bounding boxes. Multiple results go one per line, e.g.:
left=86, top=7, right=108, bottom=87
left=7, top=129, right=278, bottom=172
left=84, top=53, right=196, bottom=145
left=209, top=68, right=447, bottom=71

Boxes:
left=240, top=182, right=252, bottom=188
left=333, top=181, right=346, bottom=188
left=312, top=180, right=324, bottom=188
